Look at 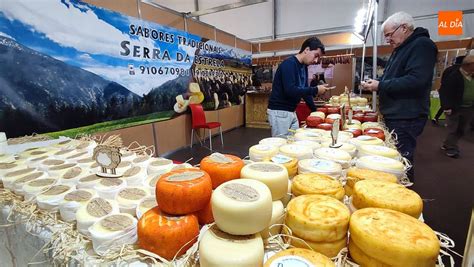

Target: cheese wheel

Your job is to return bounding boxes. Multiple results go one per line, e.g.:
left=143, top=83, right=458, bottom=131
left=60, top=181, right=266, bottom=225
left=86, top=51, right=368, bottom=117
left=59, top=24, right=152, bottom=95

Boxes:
left=270, top=155, right=298, bottom=179
left=0, top=162, right=26, bottom=177
left=279, top=144, right=313, bottom=160
left=116, top=187, right=149, bottom=215
left=346, top=167, right=398, bottom=188
left=358, top=144, right=401, bottom=160
left=345, top=119, right=361, bottom=125
left=345, top=123, right=362, bottom=130
left=53, top=139, right=78, bottom=149
left=74, top=140, right=96, bottom=154
left=59, top=166, right=89, bottom=186
left=22, top=178, right=57, bottom=201
left=147, top=158, right=174, bottom=175
left=240, top=162, right=289, bottom=200
left=48, top=163, right=77, bottom=177
left=2, top=168, right=36, bottom=190
left=64, top=151, right=90, bottom=163
left=196, top=198, right=214, bottom=225
left=105, top=161, right=132, bottom=176
left=94, top=178, right=127, bottom=199
left=286, top=195, right=350, bottom=242
left=348, top=238, right=390, bottom=267
left=119, top=150, right=137, bottom=162
left=294, top=130, right=327, bottom=142
left=145, top=173, right=160, bottom=195
left=136, top=196, right=157, bottom=219
left=287, top=232, right=347, bottom=258
left=13, top=171, right=48, bottom=195
left=76, top=158, right=96, bottom=170
left=349, top=135, right=384, bottom=149
left=321, top=141, right=357, bottom=158
left=292, top=140, right=322, bottom=151
left=264, top=248, right=335, bottom=267
left=157, top=168, right=212, bottom=215
left=291, top=173, right=344, bottom=201
left=170, top=162, right=193, bottom=171
left=314, top=147, right=352, bottom=168
left=260, top=200, right=285, bottom=240
left=259, top=137, right=287, bottom=148
left=132, top=155, right=152, bottom=168
left=77, top=174, right=102, bottom=189
left=89, top=213, right=138, bottom=256
left=39, top=159, right=66, bottom=171
left=199, top=224, right=264, bottom=267
left=356, top=156, right=405, bottom=178
left=310, top=111, right=326, bottom=119
left=350, top=208, right=440, bottom=267
left=76, top=197, right=120, bottom=237
left=19, top=147, right=56, bottom=158
left=52, top=149, right=77, bottom=160
left=212, top=179, right=272, bottom=235
left=121, top=166, right=147, bottom=186
left=26, top=155, right=50, bottom=168
left=36, top=184, right=75, bottom=211
left=352, top=180, right=423, bottom=218
left=361, top=122, right=383, bottom=131
left=200, top=153, right=244, bottom=189
left=297, top=159, right=342, bottom=179
left=137, top=207, right=199, bottom=260
left=249, top=144, right=279, bottom=162
left=59, top=189, right=97, bottom=222
left=0, top=153, right=16, bottom=164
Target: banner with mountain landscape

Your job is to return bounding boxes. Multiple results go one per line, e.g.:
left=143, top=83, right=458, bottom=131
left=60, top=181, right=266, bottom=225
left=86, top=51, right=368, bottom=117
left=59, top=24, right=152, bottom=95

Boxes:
left=0, top=0, right=251, bottom=137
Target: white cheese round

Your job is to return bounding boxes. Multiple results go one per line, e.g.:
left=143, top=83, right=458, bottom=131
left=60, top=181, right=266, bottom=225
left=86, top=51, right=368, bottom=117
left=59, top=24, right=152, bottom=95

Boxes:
left=321, top=141, right=357, bottom=158
left=59, top=166, right=89, bottom=186
left=39, top=159, right=66, bottom=172
left=358, top=145, right=401, bottom=160
left=47, top=163, right=77, bottom=178
left=259, top=137, right=287, bottom=148
left=13, top=171, right=48, bottom=195
left=115, top=187, right=149, bottom=215
left=76, top=197, right=120, bottom=237
left=260, top=200, right=285, bottom=240
left=313, top=148, right=352, bottom=169
left=77, top=174, right=102, bottom=189
left=297, top=159, right=342, bottom=179
left=2, top=168, right=36, bottom=190
left=121, top=166, right=147, bottom=186
left=59, top=189, right=97, bottom=222
left=132, top=155, right=152, bottom=168
left=147, top=158, right=174, bottom=175
left=94, top=178, right=127, bottom=200
left=22, top=178, right=57, bottom=201
left=36, top=184, right=75, bottom=211
left=136, top=196, right=157, bottom=219
left=356, top=156, right=405, bottom=178
left=241, top=162, right=289, bottom=200
left=279, top=144, right=313, bottom=160
left=249, top=144, right=279, bottom=162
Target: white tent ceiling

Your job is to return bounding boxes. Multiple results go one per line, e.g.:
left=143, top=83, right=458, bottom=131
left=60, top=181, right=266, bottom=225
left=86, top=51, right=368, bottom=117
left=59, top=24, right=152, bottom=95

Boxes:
left=149, top=0, right=474, bottom=47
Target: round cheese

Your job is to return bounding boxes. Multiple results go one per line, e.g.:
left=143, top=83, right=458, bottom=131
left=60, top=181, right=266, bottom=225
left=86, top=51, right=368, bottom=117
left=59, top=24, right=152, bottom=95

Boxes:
left=314, top=147, right=352, bottom=168
left=22, top=178, right=57, bottom=201
left=212, top=179, right=272, bottom=235
left=119, top=150, right=136, bottom=162
left=13, top=171, right=47, bottom=195
left=361, top=122, right=383, bottom=131
left=144, top=173, right=160, bottom=195
left=94, top=178, right=127, bottom=200
left=39, top=159, right=66, bottom=171
left=36, top=184, right=75, bottom=211
left=76, top=197, right=120, bottom=237
left=59, top=166, right=89, bottom=186
left=76, top=158, right=96, bottom=170
left=116, top=187, right=149, bottom=215
left=59, top=189, right=97, bottom=222
left=259, top=137, right=287, bottom=148
left=64, top=151, right=90, bottom=163
left=260, top=200, right=285, bottom=240
left=132, top=155, right=152, bottom=168
left=147, top=158, right=174, bottom=175
left=47, top=163, right=77, bottom=178
left=292, top=140, right=322, bottom=151
left=170, top=162, right=193, bottom=171
left=288, top=233, right=347, bottom=258
left=136, top=196, right=157, bottom=219
left=349, top=135, right=384, bottom=149
left=291, top=173, right=344, bottom=201
left=0, top=153, right=16, bottom=164
left=199, top=224, right=264, bottom=267
left=157, top=168, right=212, bottom=215
left=352, top=180, right=423, bottom=218
left=249, top=144, right=279, bottom=162
left=345, top=119, right=362, bottom=125
left=297, top=159, right=342, bottom=179
left=74, top=140, right=96, bottom=154
left=279, top=144, right=313, bottom=160
left=348, top=237, right=389, bottom=267
left=52, top=149, right=77, bottom=160
left=26, top=155, right=50, bottom=168
left=294, top=131, right=326, bottom=142
left=77, top=174, right=102, bottom=189
left=89, top=213, right=138, bottom=256
left=110, top=161, right=132, bottom=176
left=137, top=207, right=199, bottom=261
left=264, top=248, right=335, bottom=267
left=0, top=162, right=26, bottom=177
left=358, top=144, right=401, bottom=160
left=310, top=111, right=326, bottom=119
left=2, top=168, right=36, bottom=190
left=321, top=141, right=357, bottom=158
left=196, top=198, right=214, bottom=225
left=346, top=167, right=399, bottom=188
left=53, top=139, right=78, bottom=149
left=270, top=154, right=298, bottom=178
left=356, top=156, right=405, bottom=178
left=200, top=153, right=244, bottom=189
left=349, top=208, right=440, bottom=266
left=286, top=195, right=350, bottom=242
left=240, top=162, right=289, bottom=200
left=345, top=123, right=362, bottom=130
left=121, top=166, right=147, bottom=186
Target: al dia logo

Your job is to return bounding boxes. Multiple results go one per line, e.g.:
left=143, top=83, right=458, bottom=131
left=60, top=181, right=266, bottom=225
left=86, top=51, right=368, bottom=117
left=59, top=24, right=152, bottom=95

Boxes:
left=438, top=11, right=463, bottom=35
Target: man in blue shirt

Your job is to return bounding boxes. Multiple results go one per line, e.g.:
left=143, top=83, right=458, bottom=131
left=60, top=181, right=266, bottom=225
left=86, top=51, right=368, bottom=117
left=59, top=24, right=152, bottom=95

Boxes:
left=267, top=37, right=331, bottom=137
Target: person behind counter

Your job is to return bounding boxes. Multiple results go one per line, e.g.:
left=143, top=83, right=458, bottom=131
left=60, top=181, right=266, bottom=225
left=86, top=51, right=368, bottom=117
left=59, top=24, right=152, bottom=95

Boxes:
left=361, top=11, right=437, bottom=181
left=267, top=37, right=332, bottom=137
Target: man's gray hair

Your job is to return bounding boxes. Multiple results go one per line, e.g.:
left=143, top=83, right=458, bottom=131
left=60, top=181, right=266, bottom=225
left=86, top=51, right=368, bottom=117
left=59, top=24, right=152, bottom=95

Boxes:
left=382, top=11, right=415, bottom=31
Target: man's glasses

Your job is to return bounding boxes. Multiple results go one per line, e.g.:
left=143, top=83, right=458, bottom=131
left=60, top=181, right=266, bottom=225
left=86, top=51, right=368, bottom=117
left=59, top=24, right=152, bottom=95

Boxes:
left=384, top=24, right=404, bottom=40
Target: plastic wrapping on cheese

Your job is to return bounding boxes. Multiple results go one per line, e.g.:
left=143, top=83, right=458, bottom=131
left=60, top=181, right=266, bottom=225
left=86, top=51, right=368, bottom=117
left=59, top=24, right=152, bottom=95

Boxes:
left=38, top=159, right=66, bottom=172
left=314, top=147, right=352, bottom=169
left=2, top=167, right=37, bottom=190
left=94, top=178, right=127, bottom=200
left=121, top=166, right=147, bottom=186
left=132, top=155, right=152, bottom=168
left=352, top=180, right=423, bottom=218
left=297, top=159, right=343, bottom=179
left=212, top=179, right=272, bottom=235
left=286, top=195, right=350, bottom=242
left=199, top=224, right=265, bottom=267
left=115, top=187, right=149, bottom=215
left=358, top=144, right=401, bottom=160
left=59, top=189, right=97, bottom=222
left=356, top=156, right=405, bottom=178
left=147, top=158, right=174, bottom=175
left=349, top=208, right=440, bottom=267
left=249, top=144, right=279, bottom=162
left=77, top=174, right=102, bottom=189
left=89, top=213, right=138, bottom=256
left=59, top=167, right=89, bottom=186
left=241, top=162, right=289, bottom=200
left=22, top=178, right=57, bottom=201
left=264, top=248, right=335, bottom=267
left=135, top=196, right=157, bottom=219
left=47, top=163, right=77, bottom=178
left=279, top=144, right=313, bottom=160
left=36, top=184, right=75, bottom=211
left=76, top=197, right=120, bottom=237
left=13, top=171, right=48, bottom=195
left=291, top=173, right=344, bottom=201
left=259, top=137, right=288, bottom=148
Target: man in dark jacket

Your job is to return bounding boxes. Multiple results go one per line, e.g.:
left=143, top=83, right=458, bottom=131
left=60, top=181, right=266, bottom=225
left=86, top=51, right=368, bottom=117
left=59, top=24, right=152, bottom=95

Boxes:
left=268, top=37, right=332, bottom=137
left=439, top=52, right=474, bottom=158
left=362, top=11, right=437, bottom=181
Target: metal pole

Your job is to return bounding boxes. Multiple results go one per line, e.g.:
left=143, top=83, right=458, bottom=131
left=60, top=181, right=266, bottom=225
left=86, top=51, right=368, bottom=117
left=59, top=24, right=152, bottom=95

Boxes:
left=372, top=0, right=378, bottom=112
left=359, top=42, right=366, bottom=97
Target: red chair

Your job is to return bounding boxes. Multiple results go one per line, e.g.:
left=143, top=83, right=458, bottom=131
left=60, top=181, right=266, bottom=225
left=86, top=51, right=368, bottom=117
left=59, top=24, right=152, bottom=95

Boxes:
left=295, top=101, right=312, bottom=127
left=189, top=104, right=223, bottom=151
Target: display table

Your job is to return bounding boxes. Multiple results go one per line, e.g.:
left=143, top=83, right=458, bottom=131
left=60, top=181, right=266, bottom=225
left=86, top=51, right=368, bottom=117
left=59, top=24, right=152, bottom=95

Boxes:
left=245, top=91, right=271, bottom=129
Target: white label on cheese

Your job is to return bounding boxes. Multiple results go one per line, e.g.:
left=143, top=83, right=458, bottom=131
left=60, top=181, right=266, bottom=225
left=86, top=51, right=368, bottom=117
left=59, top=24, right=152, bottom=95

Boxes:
left=119, top=188, right=147, bottom=200
left=166, top=171, right=204, bottom=182
left=269, top=256, right=313, bottom=267
left=64, top=190, right=93, bottom=202
left=249, top=163, right=284, bottom=172
left=87, top=198, right=112, bottom=217
left=100, top=178, right=123, bottom=187
left=209, top=153, right=235, bottom=164
left=123, top=166, right=141, bottom=177
left=222, top=183, right=259, bottom=202
left=271, top=155, right=292, bottom=164
left=62, top=167, right=82, bottom=179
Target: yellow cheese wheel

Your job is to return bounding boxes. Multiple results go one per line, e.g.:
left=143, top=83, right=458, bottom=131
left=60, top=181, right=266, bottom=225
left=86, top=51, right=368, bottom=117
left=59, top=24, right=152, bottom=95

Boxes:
left=289, top=233, right=347, bottom=258
left=350, top=208, right=440, bottom=267
left=264, top=248, right=335, bottom=267
left=348, top=238, right=390, bottom=267
left=358, top=144, right=401, bottom=159
left=291, top=173, right=344, bottom=201
left=279, top=144, right=313, bottom=160
left=346, top=167, right=398, bottom=188
left=344, top=184, right=354, bottom=197
left=352, top=180, right=423, bottom=218
left=356, top=156, right=405, bottom=178
left=241, top=162, right=289, bottom=200
left=286, top=195, right=350, bottom=242
left=249, top=144, right=279, bottom=162
left=269, top=155, right=298, bottom=179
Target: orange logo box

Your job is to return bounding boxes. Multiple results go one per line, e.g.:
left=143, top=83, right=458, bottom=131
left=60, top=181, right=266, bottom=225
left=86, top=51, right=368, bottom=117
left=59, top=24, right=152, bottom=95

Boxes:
left=438, top=11, right=463, bottom=35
